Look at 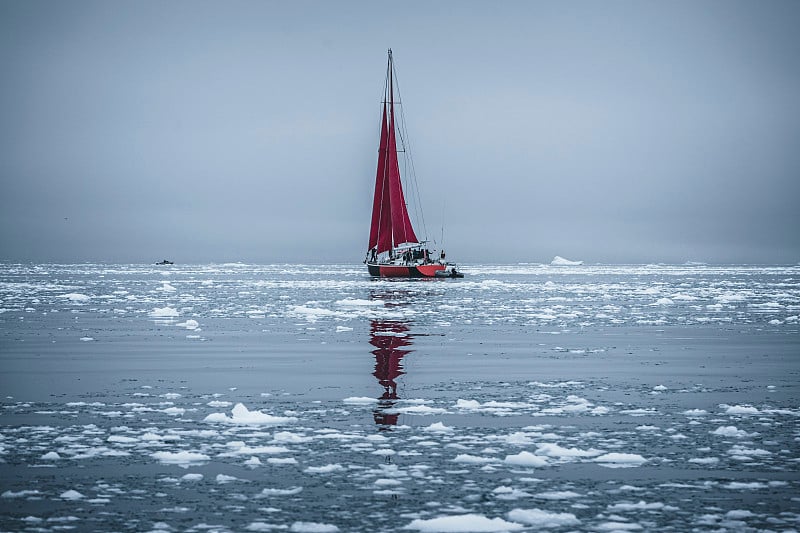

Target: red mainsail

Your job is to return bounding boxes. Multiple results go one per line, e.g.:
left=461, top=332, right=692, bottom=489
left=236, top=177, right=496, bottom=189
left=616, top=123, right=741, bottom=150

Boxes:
left=368, top=52, right=418, bottom=255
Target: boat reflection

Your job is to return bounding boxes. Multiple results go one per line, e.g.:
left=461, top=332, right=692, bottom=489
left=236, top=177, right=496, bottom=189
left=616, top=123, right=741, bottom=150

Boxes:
left=370, top=320, right=413, bottom=427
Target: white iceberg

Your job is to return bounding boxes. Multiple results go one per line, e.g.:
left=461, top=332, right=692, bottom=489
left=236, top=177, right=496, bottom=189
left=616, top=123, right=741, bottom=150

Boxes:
left=550, top=256, right=583, bottom=266
left=203, top=403, right=298, bottom=426
left=404, top=513, right=524, bottom=532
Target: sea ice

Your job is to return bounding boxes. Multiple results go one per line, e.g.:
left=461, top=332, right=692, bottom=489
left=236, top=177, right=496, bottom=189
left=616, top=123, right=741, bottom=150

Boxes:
left=61, top=293, right=91, bottom=302
left=535, top=443, right=602, bottom=459
left=722, top=404, right=760, bottom=415
left=453, top=454, right=496, bottom=465
left=711, top=426, right=757, bottom=438
left=342, top=396, right=378, bottom=404
left=304, top=464, right=345, bottom=473
left=504, top=451, right=548, bottom=467
left=506, top=508, right=580, bottom=527
left=203, top=403, right=298, bottom=425
left=608, top=501, right=673, bottom=511
left=593, top=453, right=648, bottom=467
left=290, top=522, right=340, bottom=533
left=423, top=422, right=454, bottom=434
left=404, top=513, right=524, bottom=532
left=260, top=487, right=303, bottom=496
left=60, top=490, right=84, bottom=500
left=151, top=451, right=210, bottom=465
left=149, top=306, right=179, bottom=318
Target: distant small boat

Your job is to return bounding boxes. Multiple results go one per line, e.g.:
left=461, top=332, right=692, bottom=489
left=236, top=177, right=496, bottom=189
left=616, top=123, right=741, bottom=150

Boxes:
left=155, top=259, right=174, bottom=265
left=364, top=49, right=461, bottom=279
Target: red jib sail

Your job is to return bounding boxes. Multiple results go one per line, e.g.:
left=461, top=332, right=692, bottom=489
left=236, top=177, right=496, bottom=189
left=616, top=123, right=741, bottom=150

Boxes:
left=368, top=52, right=418, bottom=255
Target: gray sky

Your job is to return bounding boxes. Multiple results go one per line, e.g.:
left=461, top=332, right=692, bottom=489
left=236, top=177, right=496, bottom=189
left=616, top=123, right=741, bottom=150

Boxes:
left=1, top=0, right=798, bottom=264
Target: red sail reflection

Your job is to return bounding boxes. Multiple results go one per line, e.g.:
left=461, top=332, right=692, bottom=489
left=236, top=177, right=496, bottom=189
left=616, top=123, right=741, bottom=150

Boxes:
left=370, top=320, right=412, bottom=426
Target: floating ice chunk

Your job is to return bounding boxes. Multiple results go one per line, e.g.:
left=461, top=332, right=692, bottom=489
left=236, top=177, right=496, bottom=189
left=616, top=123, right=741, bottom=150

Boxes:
left=492, top=486, right=532, bottom=500
left=151, top=451, right=210, bottom=465
left=723, top=482, right=769, bottom=490
left=593, top=453, right=647, bottom=467
left=60, top=490, right=84, bottom=500
left=727, top=445, right=771, bottom=459
left=423, top=422, right=454, bottom=434
left=244, top=457, right=262, bottom=467
left=161, top=407, right=185, bottom=416
left=608, top=501, right=672, bottom=511
left=654, top=298, right=673, bottom=305
left=711, top=426, right=757, bottom=438
left=207, top=401, right=232, bottom=408
left=216, top=474, right=240, bottom=484
left=149, top=306, right=179, bottom=318
left=387, top=405, right=447, bottom=415
left=290, top=522, right=340, bottom=533
left=683, top=409, right=707, bottom=416
left=203, top=403, right=298, bottom=426
left=246, top=523, right=284, bottom=532
left=304, top=464, right=345, bottom=474
left=268, top=457, right=298, bottom=465
left=2, top=490, right=41, bottom=498
left=158, top=282, right=177, bottom=292
left=61, top=293, right=90, bottom=302
left=181, top=473, right=203, bottom=481
left=336, top=326, right=353, bottom=332
left=535, top=443, right=603, bottom=459
left=653, top=385, right=668, bottom=391
left=688, top=457, right=719, bottom=464
left=534, top=490, right=581, bottom=500
left=80, top=337, right=94, bottom=342
left=506, top=508, right=580, bottom=527
left=455, top=399, right=481, bottom=410
left=141, top=432, right=181, bottom=442
left=108, top=435, right=137, bottom=444
left=260, top=486, right=303, bottom=496
left=504, top=451, right=548, bottom=467
left=620, top=408, right=657, bottom=416
left=41, top=451, right=60, bottom=460
left=176, top=319, right=199, bottom=330
left=551, top=256, right=583, bottom=266
left=453, top=454, right=495, bottom=465
left=595, top=522, right=642, bottom=531
left=272, top=431, right=312, bottom=444
left=722, top=404, right=759, bottom=415
left=335, top=298, right=383, bottom=307
left=342, top=397, right=378, bottom=405
left=404, top=513, right=524, bottom=532
left=372, top=449, right=396, bottom=456
left=500, top=432, right=534, bottom=445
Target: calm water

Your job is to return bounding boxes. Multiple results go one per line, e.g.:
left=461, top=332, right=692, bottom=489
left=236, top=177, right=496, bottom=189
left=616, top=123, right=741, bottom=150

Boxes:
left=1, top=263, right=799, bottom=532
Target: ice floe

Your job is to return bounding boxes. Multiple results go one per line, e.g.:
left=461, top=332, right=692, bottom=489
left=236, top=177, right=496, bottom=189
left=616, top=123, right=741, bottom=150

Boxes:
left=405, top=514, right=524, bottom=532
left=203, top=403, right=298, bottom=425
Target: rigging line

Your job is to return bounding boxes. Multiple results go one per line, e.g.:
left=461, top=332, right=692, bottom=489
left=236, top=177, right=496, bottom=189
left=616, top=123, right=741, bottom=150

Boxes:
left=390, top=54, right=429, bottom=243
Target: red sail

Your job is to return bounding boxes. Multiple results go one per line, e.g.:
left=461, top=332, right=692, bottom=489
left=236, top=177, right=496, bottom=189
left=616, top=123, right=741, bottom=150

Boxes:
left=368, top=103, right=391, bottom=253
left=367, top=51, right=419, bottom=256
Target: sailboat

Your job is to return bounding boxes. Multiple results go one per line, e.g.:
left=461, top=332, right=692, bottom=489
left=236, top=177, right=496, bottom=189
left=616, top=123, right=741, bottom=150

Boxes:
left=365, top=49, right=462, bottom=278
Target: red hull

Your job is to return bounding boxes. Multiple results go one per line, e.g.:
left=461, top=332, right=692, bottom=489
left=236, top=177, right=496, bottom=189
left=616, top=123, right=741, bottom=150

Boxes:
left=367, top=263, right=446, bottom=278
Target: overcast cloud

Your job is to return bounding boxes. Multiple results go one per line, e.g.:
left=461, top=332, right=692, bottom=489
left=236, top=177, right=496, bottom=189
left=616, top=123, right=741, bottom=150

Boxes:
left=1, top=0, right=798, bottom=264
